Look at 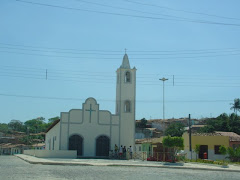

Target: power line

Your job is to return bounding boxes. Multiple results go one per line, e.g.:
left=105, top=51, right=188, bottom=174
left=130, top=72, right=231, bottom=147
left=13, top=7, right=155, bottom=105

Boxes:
left=1, top=66, right=240, bottom=82
left=0, top=93, right=233, bottom=103
left=2, top=46, right=240, bottom=56
left=1, top=67, right=240, bottom=81
left=15, top=0, right=240, bottom=27
left=123, top=0, right=240, bottom=21
left=73, top=0, right=219, bottom=23
left=2, top=49, right=240, bottom=60
left=1, top=73, right=240, bottom=88
left=0, top=42, right=239, bottom=53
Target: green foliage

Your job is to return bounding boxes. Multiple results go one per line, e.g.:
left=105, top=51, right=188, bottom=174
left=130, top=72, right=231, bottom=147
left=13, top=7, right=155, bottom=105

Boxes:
left=194, top=144, right=200, bottom=159
left=24, top=117, right=46, bottom=133
left=8, top=120, right=25, bottom=132
left=219, top=145, right=227, bottom=155
left=19, top=134, right=45, bottom=145
left=199, top=113, right=240, bottom=135
left=165, top=122, right=185, bottom=137
left=0, top=123, right=9, bottom=133
left=194, top=144, right=200, bottom=154
left=227, top=146, right=240, bottom=162
left=136, top=118, right=147, bottom=128
left=48, top=116, right=59, bottom=123
left=2, top=116, right=58, bottom=136
left=163, top=136, right=184, bottom=149
left=185, top=159, right=227, bottom=165
left=230, top=98, right=240, bottom=115
left=163, top=136, right=184, bottom=163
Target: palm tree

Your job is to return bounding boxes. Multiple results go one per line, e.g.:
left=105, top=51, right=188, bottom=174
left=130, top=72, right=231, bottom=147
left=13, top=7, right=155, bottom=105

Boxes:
left=230, top=98, right=240, bottom=115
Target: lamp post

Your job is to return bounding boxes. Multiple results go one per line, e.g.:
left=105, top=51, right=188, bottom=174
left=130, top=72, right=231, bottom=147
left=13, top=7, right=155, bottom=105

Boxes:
left=159, top=77, right=168, bottom=134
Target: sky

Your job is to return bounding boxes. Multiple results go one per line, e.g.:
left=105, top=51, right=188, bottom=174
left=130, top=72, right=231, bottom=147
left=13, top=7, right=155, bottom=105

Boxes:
left=0, top=0, right=240, bottom=123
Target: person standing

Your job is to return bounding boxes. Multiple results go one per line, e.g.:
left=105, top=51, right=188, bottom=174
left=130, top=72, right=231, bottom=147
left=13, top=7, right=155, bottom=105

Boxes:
left=129, top=145, right=133, bottom=159
left=114, top=144, right=118, bottom=158
left=123, top=146, right=126, bottom=159
left=119, top=145, right=123, bottom=159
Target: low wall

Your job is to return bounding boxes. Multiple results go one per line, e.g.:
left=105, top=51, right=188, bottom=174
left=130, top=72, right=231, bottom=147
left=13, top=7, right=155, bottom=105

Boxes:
left=184, top=150, right=227, bottom=161
left=24, top=150, right=77, bottom=158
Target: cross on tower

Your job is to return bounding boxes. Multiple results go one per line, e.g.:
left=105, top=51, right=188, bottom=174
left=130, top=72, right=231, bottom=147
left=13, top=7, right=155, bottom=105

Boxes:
left=125, top=48, right=127, bottom=54
left=85, top=104, right=96, bottom=123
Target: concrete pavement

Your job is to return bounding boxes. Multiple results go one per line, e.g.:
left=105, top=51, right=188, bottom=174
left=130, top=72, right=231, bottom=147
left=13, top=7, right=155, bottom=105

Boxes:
left=15, top=154, right=240, bottom=172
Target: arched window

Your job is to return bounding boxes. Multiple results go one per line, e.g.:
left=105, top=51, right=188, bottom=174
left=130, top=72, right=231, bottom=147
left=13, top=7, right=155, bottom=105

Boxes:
left=124, top=101, right=131, bottom=112
left=125, top=71, right=131, bottom=83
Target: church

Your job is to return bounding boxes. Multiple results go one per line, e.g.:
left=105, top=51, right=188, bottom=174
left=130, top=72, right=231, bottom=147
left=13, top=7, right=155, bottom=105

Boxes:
left=45, top=54, right=136, bottom=157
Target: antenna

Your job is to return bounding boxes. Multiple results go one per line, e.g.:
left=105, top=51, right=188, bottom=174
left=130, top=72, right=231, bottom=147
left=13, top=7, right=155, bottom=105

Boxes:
left=173, top=75, right=175, bottom=86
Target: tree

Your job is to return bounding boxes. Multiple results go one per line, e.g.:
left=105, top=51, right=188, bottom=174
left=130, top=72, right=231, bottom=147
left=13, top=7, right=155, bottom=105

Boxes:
left=194, top=144, right=200, bottom=159
left=227, top=146, right=240, bottom=162
left=24, top=117, right=45, bottom=133
left=162, top=136, right=184, bottom=162
left=230, top=98, right=240, bottom=115
left=165, top=122, right=185, bottom=137
left=219, top=145, right=228, bottom=165
left=0, top=123, right=8, bottom=134
left=199, top=113, right=240, bottom=135
left=8, top=120, right=24, bottom=132
left=136, top=118, right=147, bottom=128
left=48, top=116, right=59, bottom=124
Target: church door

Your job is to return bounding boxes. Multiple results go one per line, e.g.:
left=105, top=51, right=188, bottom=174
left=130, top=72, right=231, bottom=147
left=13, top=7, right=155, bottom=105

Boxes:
left=96, top=135, right=110, bottom=157
left=69, top=135, right=83, bottom=156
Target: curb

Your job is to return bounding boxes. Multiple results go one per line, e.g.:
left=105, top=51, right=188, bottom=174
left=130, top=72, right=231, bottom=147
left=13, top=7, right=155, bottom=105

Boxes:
left=15, top=155, right=240, bottom=173
left=107, top=164, right=240, bottom=173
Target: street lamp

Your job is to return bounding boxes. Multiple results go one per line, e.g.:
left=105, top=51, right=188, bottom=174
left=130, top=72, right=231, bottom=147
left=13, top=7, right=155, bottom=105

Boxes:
left=159, top=77, right=168, bottom=134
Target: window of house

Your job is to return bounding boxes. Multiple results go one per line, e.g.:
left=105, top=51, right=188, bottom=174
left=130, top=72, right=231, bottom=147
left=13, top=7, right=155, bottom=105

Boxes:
left=124, top=101, right=131, bottom=112
left=125, top=71, right=131, bottom=83
left=52, top=137, right=55, bottom=150
left=214, top=145, right=221, bottom=154
left=49, top=139, right=51, bottom=150
left=139, top=146, right=141, bottom=151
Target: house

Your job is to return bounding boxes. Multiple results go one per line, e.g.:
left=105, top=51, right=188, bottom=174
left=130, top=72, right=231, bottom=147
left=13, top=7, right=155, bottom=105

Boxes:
left=0, top=143, right=28, bottom=155
left=135, top=128, right=161, bottom=139
left=135, top=137, right=172, bottom=161
left=215, top=131, right=240, bottom=149
left=183, top=131, right=240, bottom=160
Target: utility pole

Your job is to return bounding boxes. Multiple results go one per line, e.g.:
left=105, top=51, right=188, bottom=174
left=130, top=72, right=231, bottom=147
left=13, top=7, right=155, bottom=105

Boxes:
left=189, top=114, right=192, bottom=160
left=159, top=77, right=168, bottom=134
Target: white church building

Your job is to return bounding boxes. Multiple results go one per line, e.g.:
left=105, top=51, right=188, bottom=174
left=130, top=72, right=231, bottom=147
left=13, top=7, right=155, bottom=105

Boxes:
left=45, top=54, right=136, bottom=157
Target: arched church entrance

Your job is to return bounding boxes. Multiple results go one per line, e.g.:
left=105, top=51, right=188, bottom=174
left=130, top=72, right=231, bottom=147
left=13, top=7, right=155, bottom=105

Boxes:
left=69, top=135, right=83, bottom=156
left=96, top=135, right=110, bottom=157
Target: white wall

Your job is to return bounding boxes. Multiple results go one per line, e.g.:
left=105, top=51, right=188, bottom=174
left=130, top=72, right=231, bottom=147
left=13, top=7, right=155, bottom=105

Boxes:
left=45, top=122, right=60, bottom=151
left=24, top=150, right=77, bottom=158
left=184, top=150, right=227, bottom=161
left=116, top=67, right=136, bottom=149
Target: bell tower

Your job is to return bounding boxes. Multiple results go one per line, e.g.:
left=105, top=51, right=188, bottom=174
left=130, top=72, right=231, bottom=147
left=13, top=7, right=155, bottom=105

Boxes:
left=116, top=53, right=136, bottom=147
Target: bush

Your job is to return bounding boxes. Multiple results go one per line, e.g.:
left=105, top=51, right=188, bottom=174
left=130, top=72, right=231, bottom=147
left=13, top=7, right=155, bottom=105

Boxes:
left=227, top=147, right=240, bottom=162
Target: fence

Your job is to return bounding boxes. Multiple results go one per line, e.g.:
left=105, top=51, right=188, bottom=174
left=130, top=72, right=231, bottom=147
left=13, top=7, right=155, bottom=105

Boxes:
left=109, top=150, right=186, bottom=162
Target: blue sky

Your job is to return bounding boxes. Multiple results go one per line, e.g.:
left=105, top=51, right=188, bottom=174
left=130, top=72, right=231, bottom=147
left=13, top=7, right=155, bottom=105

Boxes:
left=0, top=0, right=240, bottom=123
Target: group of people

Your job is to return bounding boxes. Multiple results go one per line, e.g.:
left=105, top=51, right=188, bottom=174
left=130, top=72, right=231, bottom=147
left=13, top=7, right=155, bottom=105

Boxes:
left=114, top=144, right=133, bottom=159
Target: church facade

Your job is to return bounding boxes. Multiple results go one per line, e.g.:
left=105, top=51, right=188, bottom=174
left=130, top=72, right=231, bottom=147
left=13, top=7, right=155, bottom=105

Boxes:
left=45, top=54, right=136, bottom=157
